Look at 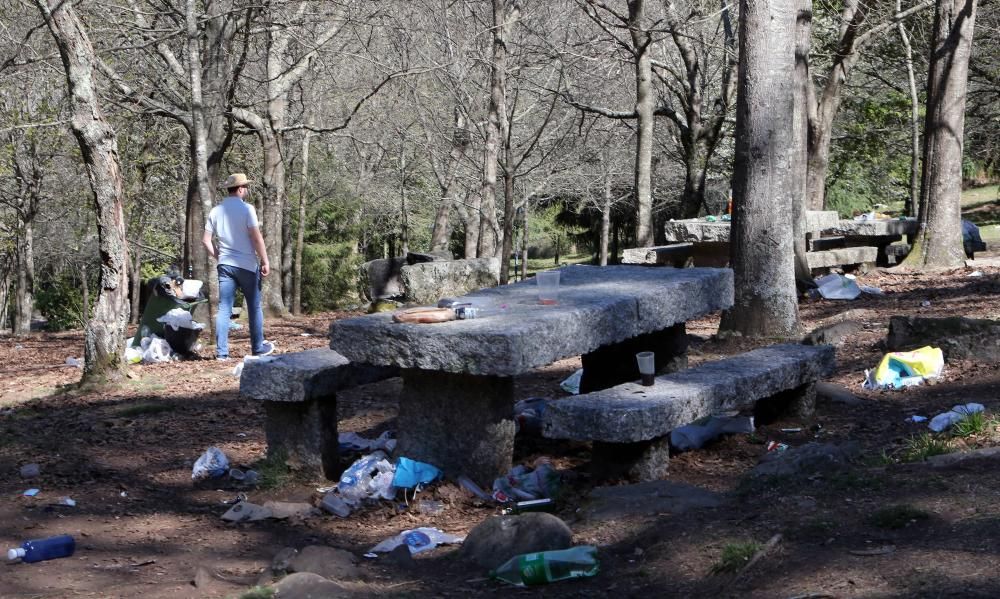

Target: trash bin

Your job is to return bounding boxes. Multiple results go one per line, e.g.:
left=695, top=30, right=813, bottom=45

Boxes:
left=132, top=275, right=207, bottom=356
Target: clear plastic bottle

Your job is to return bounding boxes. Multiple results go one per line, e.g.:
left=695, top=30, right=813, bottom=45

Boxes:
left=7, top=534, right=76, bottom=563
left=490, top=545, right=599, bottom=586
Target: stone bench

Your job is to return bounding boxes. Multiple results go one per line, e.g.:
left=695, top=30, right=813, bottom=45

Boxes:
left=622, top=244, right=694, bottom=267
left=805, top=246, right=878, bottom=270
left=239, top=348, right=398, bottom=479
left=542, top=343, right=835, bottom=481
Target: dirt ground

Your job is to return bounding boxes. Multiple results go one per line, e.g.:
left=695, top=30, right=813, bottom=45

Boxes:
left=4, top=258, right=1000, bottom=598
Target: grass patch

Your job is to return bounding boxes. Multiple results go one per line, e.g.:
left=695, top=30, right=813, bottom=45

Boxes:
left=238, top=587, right=274, bottom=599
left=710, top=541, right=762, bottom=574
left=899, top=433, right=952, bottom=463
left=254, top=449, right=292, bottom=490
left=116, top=402, right=175, bottom=417
left=869, top=504, right=931, bottom=530
left=951, top=411, right=993, bottom=438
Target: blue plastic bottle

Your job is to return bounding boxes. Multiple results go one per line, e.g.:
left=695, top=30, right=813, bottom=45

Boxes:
left=7, top=535, right=75, bottom=563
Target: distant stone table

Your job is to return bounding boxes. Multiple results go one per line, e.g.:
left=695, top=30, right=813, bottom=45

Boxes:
left=329, top=264, right=734, bottom=484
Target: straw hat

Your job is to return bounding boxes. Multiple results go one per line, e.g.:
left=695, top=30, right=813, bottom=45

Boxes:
left=221, top=173, right=252, bottom=189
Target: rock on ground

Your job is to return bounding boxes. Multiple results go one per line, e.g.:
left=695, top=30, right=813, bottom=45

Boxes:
left=287, top=546, right=363, bottom=582
left=460, top=512, right=573, bottom=569
left=751, top=442, right=861, bottom=478
left=273, top=572, right=349, bottom=599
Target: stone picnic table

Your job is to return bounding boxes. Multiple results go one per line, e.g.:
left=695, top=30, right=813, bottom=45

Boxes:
left=329, top=264, right=734, bottom=484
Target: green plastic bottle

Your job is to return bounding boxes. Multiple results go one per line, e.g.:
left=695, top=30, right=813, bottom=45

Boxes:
left=490, top=545, right=599, bottom=586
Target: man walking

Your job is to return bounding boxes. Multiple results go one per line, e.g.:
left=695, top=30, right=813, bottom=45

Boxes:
left=202, top=173, right=274, bottom=360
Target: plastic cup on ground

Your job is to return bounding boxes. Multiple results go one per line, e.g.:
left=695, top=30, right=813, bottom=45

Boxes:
left=636, top=351, right=655, bottom=386
left=536, top=271, right=560, bottom=305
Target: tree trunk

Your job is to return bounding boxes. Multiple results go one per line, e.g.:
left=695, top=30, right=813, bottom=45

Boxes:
left=600, top=172, right=612, bottom=265
left=790, top=0, right=814, bottom=287
left=904, top=0, right=977, bottom=268
left=293, top=130, right=310, bottom=315
left=430, top=109, right=470, bottom=252
left=480, top=0, right=511, bottom=259
left=13, top=222, right=34, bottom=336
left=629, top=0, right=655, bottom=246
left=719, top=0, right=800, bottom=338
left=898, top=0, right=921, bottom=217
left=35, top=0, right=130, bottom=382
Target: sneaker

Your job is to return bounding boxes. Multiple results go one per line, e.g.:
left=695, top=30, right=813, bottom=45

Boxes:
left=216, top=356, right=230, bottom=362
left=253, top=341, right=275, bottom=357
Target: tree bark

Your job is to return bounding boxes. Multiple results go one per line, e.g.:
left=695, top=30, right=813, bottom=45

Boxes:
left=790, top=0, right=815, bottom=287
left=904, top=0, right=977, bottom=268
left=600, top=172, right=612, bottom=265
left=293, top=130, right=310, bottom=315
left=13, top=221, right=34, bottom=336
left=481, top=0, right=514, bottom=259
left=719, top=0, right=800, bottom=338
left=35, top=0, right=130, bottom=382
left=629, top=0, right=655, bottom=247
left=897, top=0, right=921, bottom=217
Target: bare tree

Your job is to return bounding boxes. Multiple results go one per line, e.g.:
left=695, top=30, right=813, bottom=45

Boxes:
left=719, top=0, right=799, bottom=337
left=904, top=0, right=977, bottom=268
left=34, top=0, right=130, bottom=382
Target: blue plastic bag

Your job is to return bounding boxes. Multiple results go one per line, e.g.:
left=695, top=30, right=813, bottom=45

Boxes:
left=192, top=447, right=229, bottom=480
left=391, top=457, right=442, bottom=489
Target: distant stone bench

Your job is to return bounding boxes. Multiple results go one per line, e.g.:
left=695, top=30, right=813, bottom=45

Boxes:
left=542, top=344, right=835, bottom=481
left=805, top=246, right=878, bottom=270
left=622, top=244, right=694, bottom=267
left=239, top=348, right=398, bottom=479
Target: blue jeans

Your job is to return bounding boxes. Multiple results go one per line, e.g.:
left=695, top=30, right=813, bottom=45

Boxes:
left=216, top=264, right=265, bottom=357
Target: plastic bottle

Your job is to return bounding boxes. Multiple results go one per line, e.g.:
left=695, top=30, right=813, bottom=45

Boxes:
left=490, top=545, right=599, bottom=586
left=8, top=535, right=76, bottom=563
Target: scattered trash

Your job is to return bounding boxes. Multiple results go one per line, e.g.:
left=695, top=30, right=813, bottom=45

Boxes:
left=157, top=308, right=204, bottom=332
left=780, top=428, right=802, bottom=433
left=705, top=215, right=717, bottom=222
left=124, top=346, right=142, bottom=364
left=221, top=501, right=272, bottom=522
left=57, top=497, right=76, bottom=507
left=392, top=457, right=441, bottom=489
left=929, top=403, right=985, bottom=433
left=338, top=431, right=396, bottom=454
left=338, top=451, right=396, bottom=503
left=814, top=274, right=861, bottom=300
left=501, top=498, right=556, bottom=515
left=22, top=489, right=40, bottom=497
left=228, top=468, right=259, bottom=485
left=138, top=335, right=173, bottom=364
left=514, top=398, right=547, bottom=436
left=560, top=369, right=583, bottom=395
left=7, top=534, right=76, bottom=563
left=65, top=357, right=83, bottom=369
left=493, top=462, right=560, bottom=503
left=320, top=493, right=352, bottom=518
left=300, top=333, right=312, bottom=337
left=229, top=322, right=243, bottom=330
left=19, top=464, right=40, bottom=479
left=921, top=300, right=931, bottom=308
left=766, top=441, right=789, bottom=452
left=859, top=285, right=885, bottom=296
left=120, top=491, right=128, bottom=498
left=221, top=493, right=248, bottom=505
left=192, top=447, right=230, bottom=481
left=490, top=545, right=599, bottom=586
left=670, top=416, right=755, bottom=451
left=417, top=500, right=445, bottom=515
left=368, top=527, right=464, bottom=555
left=968, top=271, right=984, bottom=278
left=14, top=344, right=23, bottom=350
left=906, top=415, right=928, bottom=423
left=862, top=346, right=944, bottom=390
left=458, top=475, right=492, bottom=501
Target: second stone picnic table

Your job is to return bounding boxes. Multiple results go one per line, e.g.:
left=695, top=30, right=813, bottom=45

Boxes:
left=328, top=264, right=734, bottom=484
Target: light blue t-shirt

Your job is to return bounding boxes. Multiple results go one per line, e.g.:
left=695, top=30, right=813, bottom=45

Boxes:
left=205, top=196, right=261, bottom=272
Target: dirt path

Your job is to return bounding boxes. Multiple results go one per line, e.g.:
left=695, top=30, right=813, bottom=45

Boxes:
left=3, top=264, right=1000, bottom=598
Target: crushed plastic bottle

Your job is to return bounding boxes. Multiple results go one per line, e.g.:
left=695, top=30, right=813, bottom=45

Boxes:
left=490, top=545, right=599, bottom=586
left=7, top=535, right=76, bottom=563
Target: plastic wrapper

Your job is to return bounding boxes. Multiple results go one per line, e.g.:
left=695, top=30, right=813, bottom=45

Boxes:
left=192, top=447, right=229, bottom=480
left=338, top=451, right=396, bottom=502
left=368, top=527, right=464, bottom=555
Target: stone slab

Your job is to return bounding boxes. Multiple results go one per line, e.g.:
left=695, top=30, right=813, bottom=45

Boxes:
left=240, top=348, right=397, bottom=403
left=805, top=246, right=877, bottom=269
left=401, top=258, right=500, bottom=305
left=581, top=480, right=723, bottom=521
left=823, top=218, right=918, bottom=237
left=805, top=211, right=840, bottom=232
left=329, top=265, right=734, bottom=377
left=621, top=244, right=693, bottom=266
left=664, top=211, right=839, bottom=243
left=543, top=344, right=834, bottom=443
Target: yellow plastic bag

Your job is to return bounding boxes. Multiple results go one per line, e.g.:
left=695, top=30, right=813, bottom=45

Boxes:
left=873, top=346, right=943, bottom=386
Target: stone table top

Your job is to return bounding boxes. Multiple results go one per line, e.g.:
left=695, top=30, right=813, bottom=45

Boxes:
left=663, top=211, right=840, bottom=243
left=823, top=218, right=918, bottom=237
left=329, top=264, right=734, bottom=377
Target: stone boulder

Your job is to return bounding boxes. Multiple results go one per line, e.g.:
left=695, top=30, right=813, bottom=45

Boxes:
left=460, top=512, right=573, bottom=569
left=272, top=572, right=348, bottom=599
left=401, top=258, right=500, bottom=305
left=359, top=257, right=406, bottom=301
left=887, top=315, right=1000, bottom=361
left=286, top=546, right=362, bottom=582
left=750, top=442, right=860, bottom=479
left=406, top=250, right=452, bottom=265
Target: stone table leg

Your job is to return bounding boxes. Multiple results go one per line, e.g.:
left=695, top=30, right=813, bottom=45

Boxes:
left=579, top=323, right=688, bottom=394
left=395, top=369, right=516, bottom=486
left=263, top=397, right=339, bottom=480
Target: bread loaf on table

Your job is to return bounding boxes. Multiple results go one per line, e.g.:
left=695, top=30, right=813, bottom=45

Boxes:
left=392, top=307, right=456, bottom=324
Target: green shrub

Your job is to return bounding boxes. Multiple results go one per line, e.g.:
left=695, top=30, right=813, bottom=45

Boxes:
left=300, top=243, right=362, bottom=312
left=710, top=541, right=762, bottom=574
left=35, top=275, right=85, bottom=331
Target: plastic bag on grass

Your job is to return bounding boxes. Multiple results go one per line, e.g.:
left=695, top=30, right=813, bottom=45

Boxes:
left=192, top=447, right=229, bottom=480
left=929, top=403, right=985, bottom=432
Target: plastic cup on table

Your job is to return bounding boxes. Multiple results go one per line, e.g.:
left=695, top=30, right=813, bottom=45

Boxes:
left=536, top=270, right=560, bottom=305
left=636, top=351, right=655, bottom=386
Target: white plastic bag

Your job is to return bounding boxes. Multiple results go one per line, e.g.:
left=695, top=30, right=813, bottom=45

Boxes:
left=815, top=274, right=862, bottom=300
left=368, top=527, right=464, bottom=555
left=560, top=369, right=583, bottom=395
left=192, top=446, right=230, bottom=480
left=157, top=308, right=204, bottom=331
left=141, top=336, right=173, bottom=363
left=928, top=403, right=985, bottom=433
left=337, top=451, right=396, bottom=502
